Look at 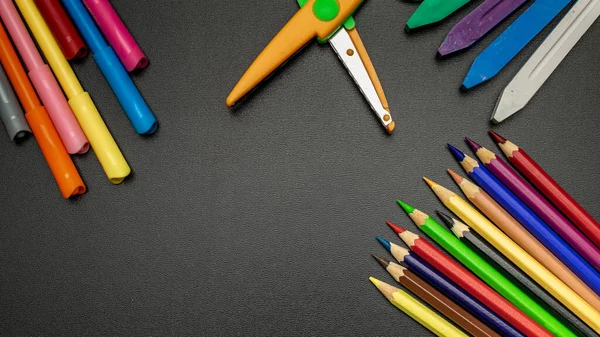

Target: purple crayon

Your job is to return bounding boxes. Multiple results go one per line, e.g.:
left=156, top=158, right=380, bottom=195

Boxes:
left=438, top=0, right=528, bottom=57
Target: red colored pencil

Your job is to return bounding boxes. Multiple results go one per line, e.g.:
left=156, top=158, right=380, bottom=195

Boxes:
left=467, top=137, right=600, bottom=273
left=490, top=130, right=600, bottom=251
left=393, top=226, right=553, bottom=337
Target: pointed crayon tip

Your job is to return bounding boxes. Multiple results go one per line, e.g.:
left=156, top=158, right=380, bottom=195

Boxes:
left=387, top=221, right=406, bottom=234
left=489, top=130, right=507, bottom=144
left=376, top=236, right=392, bottom=253
left=373, top=255, right=391, bottom=268
left=447, top=144, right=465, bottom=161
left=396, top=200, right=415, bottom=214
left=423, top=176, right=437, bottom=188
left=447, top=169, right=463, bottom=184
left=436, top=211, right=454, bottom=227
left=465, top=137, right=482, bottom=152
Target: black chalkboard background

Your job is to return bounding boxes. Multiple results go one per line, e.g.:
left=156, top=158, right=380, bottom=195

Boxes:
left=1, top=1, right=599, bottom=335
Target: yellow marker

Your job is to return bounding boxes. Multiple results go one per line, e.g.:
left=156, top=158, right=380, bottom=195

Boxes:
left=428, top=178, right=600, bottom=333
left=16, top=0, right=130, bottom=184
left=370, top=277, right=468, bottom=337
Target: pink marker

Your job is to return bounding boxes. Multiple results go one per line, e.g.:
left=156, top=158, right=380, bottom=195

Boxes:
left=83, top=0, right=148, bottom=72
left=0, top=0, right=88, bottom=154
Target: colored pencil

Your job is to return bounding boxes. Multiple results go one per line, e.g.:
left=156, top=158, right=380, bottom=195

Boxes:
left=374, top=255, right=501, bottom=337
left=0, top=0, right=88, bottom=154
left=492, top=0, right=600, bottom=122
left=438, top=0, right=527, bottom=56
left=461, top=0, right=573, bottom=89
left=370, top=277, right=469, bottom=337
left=0, top=64, right=30, bottom=140
left=34, top=0, right=87, bottom=59
left=0, top=23, right=85, bottom=198
left=440, top=212, right=598, bottom=337
left=468, top=138, right=600, bottom=272
left=397, top=200, right=574, bottom=337
left=16, top=0, right=130, bottom=184
left=429, top=176, right=600, bottom=334
left=384, top=229, right=553, bottom=337
left=491, top=131, right=600, bottom=252
left=450, top=166, right=600, bottom=314
left=378, top=235, right=526, bottom=337
left=448, top=144, right=600, bottom=296
left=406, top=0, right=471, bottom=31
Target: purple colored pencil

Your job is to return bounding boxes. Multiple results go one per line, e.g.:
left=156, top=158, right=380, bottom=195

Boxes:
left=466, top=138, right=600, bottom=273
left=438, top=0, right=528, bottom=56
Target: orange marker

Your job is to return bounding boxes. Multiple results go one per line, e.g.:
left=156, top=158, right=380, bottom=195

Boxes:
left=0, top=24, right=85, bottom=198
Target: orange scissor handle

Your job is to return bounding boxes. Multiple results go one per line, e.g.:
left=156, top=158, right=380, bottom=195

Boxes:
left=226, top=0, right=365, bottom=108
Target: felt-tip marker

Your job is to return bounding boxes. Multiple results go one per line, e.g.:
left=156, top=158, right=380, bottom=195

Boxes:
left=62, top=0, right=158, bottom=135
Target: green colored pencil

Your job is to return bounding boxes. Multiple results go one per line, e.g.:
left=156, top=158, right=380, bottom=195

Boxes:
left=397, top=199, right=576, bottom=337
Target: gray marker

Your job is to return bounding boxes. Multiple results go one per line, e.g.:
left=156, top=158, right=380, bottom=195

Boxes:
left=0, top=64, right=30, bottom=141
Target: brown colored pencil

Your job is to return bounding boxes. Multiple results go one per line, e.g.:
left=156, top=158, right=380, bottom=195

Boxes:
left=448, top=169, right=600, bottom=314
left=374, top=255, right=501, bottom=337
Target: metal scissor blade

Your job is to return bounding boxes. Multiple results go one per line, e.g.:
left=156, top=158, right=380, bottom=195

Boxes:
left=328, top=28, right=395, bottom=134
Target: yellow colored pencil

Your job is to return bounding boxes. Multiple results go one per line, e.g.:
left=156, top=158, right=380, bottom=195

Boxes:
left=427, top=176, right=600, bottom=333
left=16, top=0, right=130, bottom=184
left=370, top=277, right=468, bottom=337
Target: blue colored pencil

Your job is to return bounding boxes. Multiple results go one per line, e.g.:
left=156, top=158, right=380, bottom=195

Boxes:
left=448, top=144, right=600, bottom=296
left=461, top=0, right=574, bottom=89
left=377, top=236, right=525, bottom=337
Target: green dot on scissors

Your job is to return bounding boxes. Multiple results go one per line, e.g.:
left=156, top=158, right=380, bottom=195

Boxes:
left=313, top=0, right=340, bottom=22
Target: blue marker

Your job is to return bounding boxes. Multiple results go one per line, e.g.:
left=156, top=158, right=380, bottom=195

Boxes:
left=448, top=144, right=600, bottom=296
left=461, top=0, right=573, bottom=89
left=61, top=0, right=157, bottom=134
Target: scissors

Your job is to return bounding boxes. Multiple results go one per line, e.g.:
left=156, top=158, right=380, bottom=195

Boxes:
left=226, top=0, right=395, bottom=134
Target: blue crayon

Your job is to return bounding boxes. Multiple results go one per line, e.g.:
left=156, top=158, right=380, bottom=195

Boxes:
left=377, top=236, right=524, bottom=337
left=461, top=0, right=573, bottom=89
left=448, top=144, right=600, bottom=296
left=61, top=0, right=157, bottom=135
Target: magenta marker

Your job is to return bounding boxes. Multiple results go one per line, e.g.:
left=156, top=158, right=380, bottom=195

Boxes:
left=82, top=0, right=148, bottom=72
left=438, top=0, right=528, bottom=57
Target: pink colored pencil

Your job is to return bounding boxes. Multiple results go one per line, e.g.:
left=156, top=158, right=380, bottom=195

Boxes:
left=0, top=0, right=88, bottom=154
left=467, top=137, right=600, bottom=273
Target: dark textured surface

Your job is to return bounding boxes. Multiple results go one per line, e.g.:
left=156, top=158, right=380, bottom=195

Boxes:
left=1, top=1, right=599, bottom=335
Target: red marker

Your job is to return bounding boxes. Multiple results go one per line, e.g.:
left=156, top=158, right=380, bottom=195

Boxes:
left=34, top=0, right=87, bottom=59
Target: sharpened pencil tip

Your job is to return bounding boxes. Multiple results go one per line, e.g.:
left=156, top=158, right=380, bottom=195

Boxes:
left=447, top=144, right=465, bottom=161
left=423, top=177, right=437, bottom=188
left=397, top=200, right=415, bottom=214
left=447, top=169, right=464, bottom=184
left=376, top=236, right=392, bottom=253
left=465, top=137, right=482, bottom=152
left=489, top=130, right=507, bottom=144
left=387, top=221, right=406, bottom=234
left=436, top=211, right=454, bottom=227
left=373, top=255, right=391, bottom=268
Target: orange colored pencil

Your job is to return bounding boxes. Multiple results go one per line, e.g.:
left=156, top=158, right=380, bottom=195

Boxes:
left=448, top=169, right=600, bottom=313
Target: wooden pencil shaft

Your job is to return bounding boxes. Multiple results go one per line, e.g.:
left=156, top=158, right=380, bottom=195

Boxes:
left=417, top=215, right=573, bottom=337
left=461, top=230, right=597, bottom=337
left=403, top=254, right=527, bottom=337
left=400, top=269, right=501, bottom=337
left=462, top=180, right=600, bottom=314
